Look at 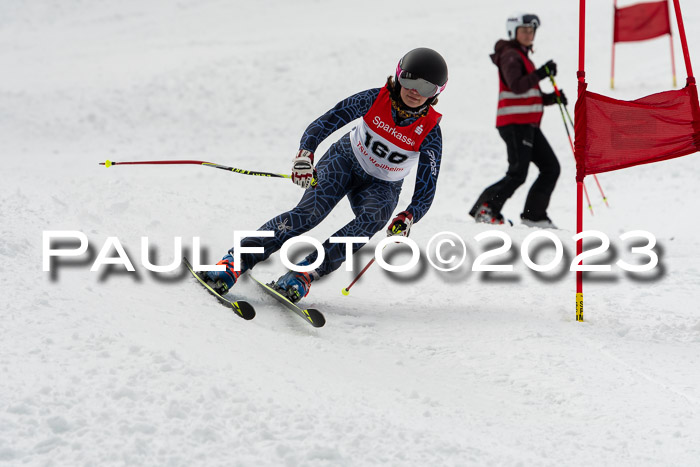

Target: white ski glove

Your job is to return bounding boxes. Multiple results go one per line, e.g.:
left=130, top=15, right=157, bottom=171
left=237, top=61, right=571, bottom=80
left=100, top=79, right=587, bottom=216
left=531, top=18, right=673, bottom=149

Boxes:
left=291, top=149, right=315, bottom=189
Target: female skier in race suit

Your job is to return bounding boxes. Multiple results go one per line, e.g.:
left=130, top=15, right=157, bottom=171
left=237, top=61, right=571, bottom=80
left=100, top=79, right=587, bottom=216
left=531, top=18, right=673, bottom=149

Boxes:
left=204, top=48, right=448, bottom=302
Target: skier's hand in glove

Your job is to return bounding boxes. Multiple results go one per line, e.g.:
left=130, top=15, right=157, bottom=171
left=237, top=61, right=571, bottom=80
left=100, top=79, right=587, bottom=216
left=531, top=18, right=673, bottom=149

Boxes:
left=535, top=60, right=557, bottom=80
left=291, top=149, right=315, bottom=189
left=555, top=89, right=567, bottom=105
left=543, top=89, right=567, bottom=106
left=386, top=211, right=414, bottom=237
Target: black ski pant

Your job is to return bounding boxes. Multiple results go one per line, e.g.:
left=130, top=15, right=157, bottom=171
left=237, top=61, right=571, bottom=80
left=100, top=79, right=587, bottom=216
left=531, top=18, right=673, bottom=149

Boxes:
left=469, top=124, right=560, bottom=221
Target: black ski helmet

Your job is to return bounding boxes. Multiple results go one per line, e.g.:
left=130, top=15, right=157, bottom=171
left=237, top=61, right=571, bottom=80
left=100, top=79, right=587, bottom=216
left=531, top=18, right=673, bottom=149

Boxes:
left=396, top=47, right=448, bottom=96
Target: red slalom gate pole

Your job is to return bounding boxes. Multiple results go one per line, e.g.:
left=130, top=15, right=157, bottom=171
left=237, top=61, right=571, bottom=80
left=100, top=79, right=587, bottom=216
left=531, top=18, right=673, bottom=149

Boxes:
left=547, top=72, right=610, bottom=208
left=576, top=181, right=584, bottom=322
left=672, top=0, right=694, bottom=79
left=612, top=0, right=617, bottom=89
left=577, top=0, right=586, bottom=323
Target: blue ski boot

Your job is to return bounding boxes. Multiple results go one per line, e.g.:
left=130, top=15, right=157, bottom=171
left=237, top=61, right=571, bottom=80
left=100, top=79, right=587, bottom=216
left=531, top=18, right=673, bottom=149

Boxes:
left=205, top=254, right=246, bottom=295
left=275, top=269, right=314, bottom=303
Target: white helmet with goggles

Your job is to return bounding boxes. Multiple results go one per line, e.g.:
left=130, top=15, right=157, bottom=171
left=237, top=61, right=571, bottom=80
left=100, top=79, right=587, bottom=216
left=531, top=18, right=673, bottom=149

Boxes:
left=507, top=13, right=540, bottom=40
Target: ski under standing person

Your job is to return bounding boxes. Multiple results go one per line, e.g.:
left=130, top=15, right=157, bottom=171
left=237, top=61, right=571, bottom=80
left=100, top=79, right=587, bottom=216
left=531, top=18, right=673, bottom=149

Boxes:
left=469, top=13, right=564, bottom=228
left=203, top=48, right=448, bottom=303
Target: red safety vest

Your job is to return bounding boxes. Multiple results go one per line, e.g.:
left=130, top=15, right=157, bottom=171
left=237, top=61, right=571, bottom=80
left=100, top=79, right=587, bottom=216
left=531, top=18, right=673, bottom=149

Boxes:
left=495, top=49, right=543, bottom=127
left=349, top=86, right=441, bottom=181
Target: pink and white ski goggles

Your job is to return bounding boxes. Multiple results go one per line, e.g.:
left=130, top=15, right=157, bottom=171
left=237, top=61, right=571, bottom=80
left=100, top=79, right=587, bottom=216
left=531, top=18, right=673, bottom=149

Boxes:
left=396, top=63, right=447, bottom=98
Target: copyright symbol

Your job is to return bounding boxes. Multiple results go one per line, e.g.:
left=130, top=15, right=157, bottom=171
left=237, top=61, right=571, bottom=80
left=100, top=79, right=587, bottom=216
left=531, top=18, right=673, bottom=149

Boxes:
left=426, top=231, right=467, bottom=272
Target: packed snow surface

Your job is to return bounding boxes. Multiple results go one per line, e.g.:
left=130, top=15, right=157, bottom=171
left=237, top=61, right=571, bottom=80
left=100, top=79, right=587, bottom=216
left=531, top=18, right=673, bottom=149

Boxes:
left=2, top=0, right=699, bottom=465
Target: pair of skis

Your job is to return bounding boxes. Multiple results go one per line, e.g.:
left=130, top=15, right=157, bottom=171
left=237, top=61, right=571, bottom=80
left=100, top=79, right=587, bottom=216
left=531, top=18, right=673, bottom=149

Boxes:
left=182, top=257, right=325, bottom=328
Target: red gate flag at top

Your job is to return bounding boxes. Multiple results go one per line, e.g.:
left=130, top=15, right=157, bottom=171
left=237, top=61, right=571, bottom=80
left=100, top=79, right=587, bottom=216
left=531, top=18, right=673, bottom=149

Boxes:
left=614, top=0, right=671, bottom=42
left=611, top=0, right=676, bottom=88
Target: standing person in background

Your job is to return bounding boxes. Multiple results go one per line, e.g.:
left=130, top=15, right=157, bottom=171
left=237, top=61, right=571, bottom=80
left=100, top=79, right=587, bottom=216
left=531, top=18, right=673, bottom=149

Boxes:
left=469, top=13, right=564, bottom=228
left=202, top=48, right=448, bottom=303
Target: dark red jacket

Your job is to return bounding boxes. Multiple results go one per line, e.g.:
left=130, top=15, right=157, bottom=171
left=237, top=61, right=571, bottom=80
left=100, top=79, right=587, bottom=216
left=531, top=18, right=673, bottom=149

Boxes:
left=492, top=40, right=543, bottom=127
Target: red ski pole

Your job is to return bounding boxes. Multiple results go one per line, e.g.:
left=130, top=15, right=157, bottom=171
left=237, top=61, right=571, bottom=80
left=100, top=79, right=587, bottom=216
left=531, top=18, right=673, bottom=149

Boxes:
left=100, top=159, right=291, bottom=179
left=100, top=159, right=319, bottom=187
left=341, top=256, right=377, bottom=296
left=342, top=242, right=397, bottom=295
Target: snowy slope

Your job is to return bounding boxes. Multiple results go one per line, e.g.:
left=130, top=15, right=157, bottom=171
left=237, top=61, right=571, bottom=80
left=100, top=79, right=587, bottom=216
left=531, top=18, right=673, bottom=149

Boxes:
left=2, top=0, right=700, bottom=465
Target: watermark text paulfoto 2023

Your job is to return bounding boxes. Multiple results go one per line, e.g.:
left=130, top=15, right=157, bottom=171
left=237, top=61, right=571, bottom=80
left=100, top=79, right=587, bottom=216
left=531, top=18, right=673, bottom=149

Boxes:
left=42, top=229, right=659, bottom=275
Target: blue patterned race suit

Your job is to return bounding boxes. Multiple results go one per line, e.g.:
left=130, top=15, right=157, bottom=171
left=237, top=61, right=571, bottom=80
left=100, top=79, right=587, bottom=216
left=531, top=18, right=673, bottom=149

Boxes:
left=235, top=86, right=443, bottom=278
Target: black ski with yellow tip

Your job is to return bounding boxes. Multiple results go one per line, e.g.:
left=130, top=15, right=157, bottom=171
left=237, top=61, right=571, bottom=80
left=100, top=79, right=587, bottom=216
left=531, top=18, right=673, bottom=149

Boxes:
left=183, top=257, right=255, bottom=320
left=250, top=275, right=325, bottom=328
